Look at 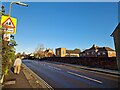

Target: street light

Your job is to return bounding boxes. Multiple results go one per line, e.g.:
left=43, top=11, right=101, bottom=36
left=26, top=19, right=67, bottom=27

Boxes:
left=15, top=2, right=28, bottom=7
left=9, top=2, right=28, bottom=16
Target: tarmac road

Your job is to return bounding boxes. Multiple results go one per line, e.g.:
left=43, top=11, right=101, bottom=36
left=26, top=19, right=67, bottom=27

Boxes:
left=23, top=60, right=119, bottom=89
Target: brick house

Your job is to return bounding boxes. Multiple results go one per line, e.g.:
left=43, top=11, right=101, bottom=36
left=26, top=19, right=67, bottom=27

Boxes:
left=55, top=48, right=80, bottom=57
left=66, top=49, right=80, bottom=57
left=111, top=22, right=120, bottom=70
left=80, top=44, right=116, bottom=57
left=44, top=48, right=54, bottom=57
left=55, top=48, right=66, bottom=57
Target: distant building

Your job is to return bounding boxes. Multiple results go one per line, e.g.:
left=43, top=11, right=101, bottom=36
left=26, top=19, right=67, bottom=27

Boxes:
left=55, top=48, right=80, bottom=57
left=111, top=23, right=120, bottom=70
left=80, top=44, right=116, bottom=57
left=66, top=48, right=80, bottom=57
left=30, top=53, right=34, bottom=57
left=44, top=48, right=54, bottom=57
left=55, top=48, right=66, bottom=57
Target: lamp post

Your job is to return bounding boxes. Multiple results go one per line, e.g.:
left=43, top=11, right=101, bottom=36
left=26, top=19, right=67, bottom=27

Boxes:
left=9, top=2, right=28, bottom=16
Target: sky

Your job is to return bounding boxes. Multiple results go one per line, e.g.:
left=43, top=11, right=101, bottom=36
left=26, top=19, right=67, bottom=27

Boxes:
left=1, top=2, right=118, bottom=54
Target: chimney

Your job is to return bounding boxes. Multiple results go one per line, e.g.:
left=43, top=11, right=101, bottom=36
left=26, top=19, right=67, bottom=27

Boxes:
left=93, top=44, right=96, bottom=47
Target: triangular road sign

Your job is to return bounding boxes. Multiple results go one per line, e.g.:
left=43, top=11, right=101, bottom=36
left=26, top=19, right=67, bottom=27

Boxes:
left=1, top=15, right=17, bottom=34
left=2, top=17, right=15, bottom=28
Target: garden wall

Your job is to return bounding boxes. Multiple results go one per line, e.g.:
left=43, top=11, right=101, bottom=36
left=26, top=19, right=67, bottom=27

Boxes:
left=40, top=57, right=118, bottom=70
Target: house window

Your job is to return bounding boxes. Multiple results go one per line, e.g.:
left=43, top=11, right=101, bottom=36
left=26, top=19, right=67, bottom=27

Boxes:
left=103, top=52, right=106, bottom=55
left=62, top=50, right=65, bottom=54
left=87, top=52, right=89, bottom=55
left=57, top=50, right=59, bottom=55
left=83, top=53, right=85, bottom=56
left=98, top=52, right=100, bottom=55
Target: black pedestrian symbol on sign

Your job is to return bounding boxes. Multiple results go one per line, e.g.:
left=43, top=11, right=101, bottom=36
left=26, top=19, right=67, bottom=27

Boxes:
left=9, top=22, right=11, bottom=25
left=2, top=18, right=15, bottom=28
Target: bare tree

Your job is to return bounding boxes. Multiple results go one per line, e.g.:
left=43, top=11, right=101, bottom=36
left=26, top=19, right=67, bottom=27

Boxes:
left=35, top=44, right=45, bottom=53
left=34, top=44, right=45, bottom=58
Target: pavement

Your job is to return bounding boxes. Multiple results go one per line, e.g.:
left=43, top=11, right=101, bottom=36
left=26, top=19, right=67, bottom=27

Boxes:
left=1, top=63, right=51, bottom=90
left=2, top=65, right=31, bottom=89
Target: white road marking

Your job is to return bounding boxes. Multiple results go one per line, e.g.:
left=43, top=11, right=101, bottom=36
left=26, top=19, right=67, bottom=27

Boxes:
left=48, top=66, right=54, bottom=68
left=41, top=61, right=119, bottom=78
left=48, top=66, right=61, bottom=71
left=67, top=71, right=103, bottom=84
left=54, top=67, right=61, bottom=71
left=83, top=69, right=120, bottom=78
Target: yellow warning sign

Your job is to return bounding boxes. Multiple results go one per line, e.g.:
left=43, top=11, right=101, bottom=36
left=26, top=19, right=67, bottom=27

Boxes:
left=1, top=15, right=17, bottom=34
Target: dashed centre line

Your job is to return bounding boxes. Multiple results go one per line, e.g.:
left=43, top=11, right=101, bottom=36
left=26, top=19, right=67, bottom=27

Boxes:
left=48, top=66, right=61, bottom=71
left=40, top=62, right=103, bottom=84
left=54, top=67, right=61, bottom=71
left=67, top=71, right=103, bottom=84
